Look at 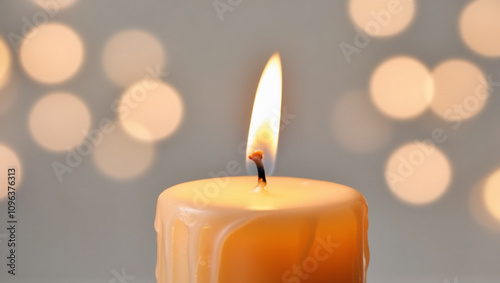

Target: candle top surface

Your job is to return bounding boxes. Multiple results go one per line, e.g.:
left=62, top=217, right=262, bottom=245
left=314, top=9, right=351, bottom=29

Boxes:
left=159, top=176, right=366, bottom=211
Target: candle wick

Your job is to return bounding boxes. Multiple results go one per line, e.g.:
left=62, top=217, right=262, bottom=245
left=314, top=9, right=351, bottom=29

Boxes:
left=248, top=150, right=267, bottom=184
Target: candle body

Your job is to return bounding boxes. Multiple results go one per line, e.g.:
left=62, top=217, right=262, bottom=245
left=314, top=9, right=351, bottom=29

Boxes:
left=155, top=176, right=369, bottom=283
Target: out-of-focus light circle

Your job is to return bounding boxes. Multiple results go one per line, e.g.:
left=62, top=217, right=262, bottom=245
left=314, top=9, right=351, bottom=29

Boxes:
left=29, top=92, right=91, bottom=152
left=93, top=123, right=155, bottom=180
left=470, top=179, right=500, bottom=232
left=0, top=78, right=18, bottom=116
left=0, top=36, right=16, bottom=115
left=349, top=0, right=416, bottom=37
left=332, top=90, right=394, bottom=153
left=385, top=142, right=452, bottom=205
left=20, top=23, right=84, bottom=84
left=431, top=59, right=487, bottom=120
left=0, top=144, right=22, bottom=201
left=0, top=36, right=11, bottom=89
left=370, top=56, right=433, bottom=120
left=484, top=169, right=500, bottom=222
left=33, top=0, right=78, bottom=10
left=118, top=80, right=183, bottom=142
left=103, top=29, right=165, bottom=87
left=0, top=78, right=19, bottom=115
left=460, top=0, right=500, bottom=57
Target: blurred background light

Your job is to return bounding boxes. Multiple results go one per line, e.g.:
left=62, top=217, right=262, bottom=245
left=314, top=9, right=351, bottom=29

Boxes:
left=349, top=0, right=416, bottom=37
left=0, top=35, right=11, bottom=89
left=483, top=169, right=500, bottom=222
left=0, top=77, right=19, bottom=116
left=370, top=56, right=433, bottom=120
left=460, top=0, right=500, bottom=57
left=33, top=0, right=79, bottom=10
left=385, top=142, right=452, bottom=205
left=430, top=59, right=487, bottom=120
left=118, top=80, right=183, bottom=142
left=20, top=23, right=84, bottom=84
left=29, top=92, right=91, bottom=152
left=0, top=34, right=16, bottom=115
left=470, top=172, right=500, bottom=233
left=93, top=123, right=155, bottom=180
left=0, top=144, right=22, bottom=201
left=332, top=90, right=394, bottom=153
left=103, top=29, right=165, bottom=87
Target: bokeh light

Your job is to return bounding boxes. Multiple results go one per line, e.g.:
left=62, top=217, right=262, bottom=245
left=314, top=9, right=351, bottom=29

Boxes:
left=370, top=56, right=433, bottom=120
left=20, top=23, right=84, bottom=84
left=118, top=80, right=183, bottom=142
left=349, top=0, right=416, bottom=37
left=0, top=36, right=11, bottom=89
left=33, top=0, right=78, bottom=10
left=93, top=123, right=155, bottom=180
left=460, top=0, right=500, bottom=57
left=0, top=35, right=16, bottom=115
left=332, top=90, right=394, bottom=153
left=0, top=78, right=19, bottom=116
left=430, top=59, right=487, bottom=120
left=385, top=142, right=452, bottom=205
left=483, top=169, right=500, bottom=222
left=29, top=92, right=91, bottom=152
left=470, top=174, right=500, bottom=232
left=103, top=29, right=165, bottom=87
left=0, top=144, right=22, bottom=201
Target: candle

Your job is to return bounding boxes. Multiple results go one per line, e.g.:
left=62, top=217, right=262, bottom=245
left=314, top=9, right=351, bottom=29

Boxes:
left=155, top=53, right=369, bottom=283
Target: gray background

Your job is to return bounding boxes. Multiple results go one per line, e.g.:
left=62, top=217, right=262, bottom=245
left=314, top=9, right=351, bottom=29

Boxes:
left=0, top=0, right=499, bottom=282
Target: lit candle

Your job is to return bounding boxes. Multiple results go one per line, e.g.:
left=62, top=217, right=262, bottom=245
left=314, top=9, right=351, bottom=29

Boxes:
left=155, top=53, right=369, bottom=283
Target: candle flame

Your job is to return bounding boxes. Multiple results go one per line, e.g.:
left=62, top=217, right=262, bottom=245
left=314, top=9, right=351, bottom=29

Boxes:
left=246, top=52, right=282, bottom=176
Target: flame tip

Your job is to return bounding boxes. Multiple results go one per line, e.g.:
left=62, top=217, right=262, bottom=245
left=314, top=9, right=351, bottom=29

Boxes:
left=269, top=52, right=281, bottom=64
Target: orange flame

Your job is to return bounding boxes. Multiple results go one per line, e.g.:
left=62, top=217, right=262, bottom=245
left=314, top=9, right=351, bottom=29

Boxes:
left=246, top=53, right=282, bottom=175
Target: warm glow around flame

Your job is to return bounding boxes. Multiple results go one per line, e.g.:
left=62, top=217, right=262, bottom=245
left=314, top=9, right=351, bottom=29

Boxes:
left=246, top=53, right=282, bottom=176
